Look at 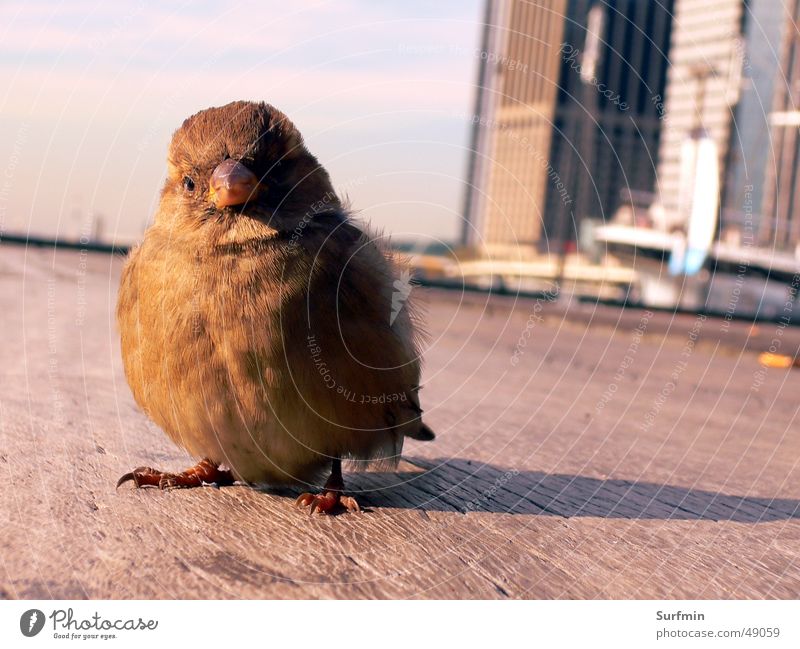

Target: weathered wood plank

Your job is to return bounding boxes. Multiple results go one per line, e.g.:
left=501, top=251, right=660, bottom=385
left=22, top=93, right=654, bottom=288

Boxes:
left=1, top=245, right=799, bottom=599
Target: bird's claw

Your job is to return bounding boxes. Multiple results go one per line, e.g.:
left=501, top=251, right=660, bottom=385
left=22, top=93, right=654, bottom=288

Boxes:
left=116, top=459, right=234, bottom=490
left=339, top=495, right=360, bottom=513
left=116, top=466, right=174, bottom=489
left=295, top=491, right=361, bottom=515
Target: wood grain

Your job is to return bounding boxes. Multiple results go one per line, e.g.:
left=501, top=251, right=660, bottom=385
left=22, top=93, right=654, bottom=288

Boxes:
left=1, top=245, right=798, bottom=599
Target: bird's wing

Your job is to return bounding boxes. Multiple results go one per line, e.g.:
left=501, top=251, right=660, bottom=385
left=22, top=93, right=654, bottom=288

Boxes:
left=302, top=210, right=434, bottom=442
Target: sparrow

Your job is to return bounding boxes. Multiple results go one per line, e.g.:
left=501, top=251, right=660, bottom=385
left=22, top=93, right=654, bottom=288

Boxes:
left=116, top=101, right=434, bottom=514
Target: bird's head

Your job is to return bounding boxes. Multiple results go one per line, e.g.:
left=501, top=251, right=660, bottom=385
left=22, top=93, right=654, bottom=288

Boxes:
left=159, top=101, right=338, bottom=233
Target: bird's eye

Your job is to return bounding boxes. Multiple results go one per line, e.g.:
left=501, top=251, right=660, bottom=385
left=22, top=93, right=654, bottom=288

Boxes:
left=182, top=177, right=195, bottom=192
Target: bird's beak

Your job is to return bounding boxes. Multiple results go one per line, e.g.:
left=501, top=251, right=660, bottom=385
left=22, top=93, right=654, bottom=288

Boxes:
left=208, top=159, right=260, bottom=208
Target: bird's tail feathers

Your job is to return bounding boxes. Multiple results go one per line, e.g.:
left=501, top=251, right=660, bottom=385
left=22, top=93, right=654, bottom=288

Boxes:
left=405, top=422, right=435, bottom=441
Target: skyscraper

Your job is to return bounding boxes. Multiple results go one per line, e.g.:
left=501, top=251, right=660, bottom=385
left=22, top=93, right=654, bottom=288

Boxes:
left=721, top=0, right=786, bottom=243
left=462, top=0, right=568, bottom=256
left=652, top=0, right=800, bottom=256
left=759, top=0, right=800, bottom=252
left=462, top=0, right=674, bottom=257
left=649, top=0, right=747, bottom=234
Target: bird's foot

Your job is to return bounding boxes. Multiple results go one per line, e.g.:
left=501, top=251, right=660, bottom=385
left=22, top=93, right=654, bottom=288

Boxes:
left=116, top=458, right=234, bottom=490
left=294, top=458, right=360, bottom=515
left=295, top=490, right=360, bottom=515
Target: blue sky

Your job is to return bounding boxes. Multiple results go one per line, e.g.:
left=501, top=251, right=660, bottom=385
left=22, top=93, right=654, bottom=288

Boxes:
left=0, top=0, right=483, bottom=244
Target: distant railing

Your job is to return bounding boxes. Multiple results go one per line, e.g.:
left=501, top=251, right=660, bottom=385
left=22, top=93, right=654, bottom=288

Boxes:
left=0, top=232, right=130, bottom=255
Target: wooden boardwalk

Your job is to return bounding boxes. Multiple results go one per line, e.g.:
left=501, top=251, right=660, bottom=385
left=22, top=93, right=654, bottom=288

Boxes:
left=1, top=244, right=799, bottom=599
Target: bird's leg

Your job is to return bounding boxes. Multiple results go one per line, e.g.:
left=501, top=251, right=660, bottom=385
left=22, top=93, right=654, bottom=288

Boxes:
left=116, top=458, right=234, bottom=490
left=295, top=458, right=360, bottom=515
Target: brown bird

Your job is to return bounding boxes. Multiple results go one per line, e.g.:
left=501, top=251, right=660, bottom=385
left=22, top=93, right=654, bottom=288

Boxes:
left=116, top=101, right=433, bottom=513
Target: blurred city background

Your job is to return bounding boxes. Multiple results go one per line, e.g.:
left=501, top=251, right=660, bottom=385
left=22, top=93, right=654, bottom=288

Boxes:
left=2, top=0, right=799, bottom=320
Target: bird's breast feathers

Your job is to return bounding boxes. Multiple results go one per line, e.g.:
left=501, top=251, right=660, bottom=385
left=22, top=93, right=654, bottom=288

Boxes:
left=117, top=222, right=423, bottom=481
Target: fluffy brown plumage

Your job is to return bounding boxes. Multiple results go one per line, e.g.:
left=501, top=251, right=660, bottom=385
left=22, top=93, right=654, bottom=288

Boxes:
left=116, top=100, right=433, bottom=513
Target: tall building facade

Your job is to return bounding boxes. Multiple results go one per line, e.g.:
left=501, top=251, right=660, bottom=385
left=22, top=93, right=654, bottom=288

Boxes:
left=650, top=0, right=747, bottom=233
left=462, top=0, right=568, bottom=254
left=462, top=0, right=674, bottom=257
left=722, top=0, right=786, bottom=241
left=652, top=0, right=800, bottom=256
left=545, top=0, right=674, bottom=248
left=759, top=0, right=800, bottom=252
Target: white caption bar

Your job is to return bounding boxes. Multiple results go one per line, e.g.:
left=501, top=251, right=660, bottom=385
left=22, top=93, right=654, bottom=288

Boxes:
left=0, top=600, right=797, bottom=648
